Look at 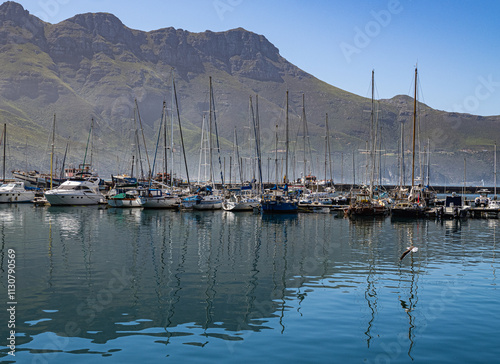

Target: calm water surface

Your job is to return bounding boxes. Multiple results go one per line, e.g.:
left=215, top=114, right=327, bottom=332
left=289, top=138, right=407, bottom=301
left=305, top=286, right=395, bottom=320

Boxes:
left=0, top=204, right=499, bottom=363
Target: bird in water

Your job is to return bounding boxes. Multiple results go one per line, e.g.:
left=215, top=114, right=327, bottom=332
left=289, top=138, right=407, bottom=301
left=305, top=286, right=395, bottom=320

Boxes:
left=400, top=246, right=418, bottom=261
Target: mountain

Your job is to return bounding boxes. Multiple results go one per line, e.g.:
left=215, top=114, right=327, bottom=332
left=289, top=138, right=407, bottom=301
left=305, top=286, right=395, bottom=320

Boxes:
left=0, top=1, right=499, bottom=184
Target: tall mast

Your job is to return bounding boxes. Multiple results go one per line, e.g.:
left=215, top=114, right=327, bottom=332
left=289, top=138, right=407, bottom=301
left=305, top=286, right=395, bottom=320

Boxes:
left=285, top=90, right=289, bottom=184
left=163, top=101, right=167, bottom=184
left=426, top=138, right=431, bottom=186
left=302, top=93, right=306, bottom=181
left=325, top=113, right=333, bottom=186
left=275, top=121, right=278, bottom=186
left=369, top=69, right=375, bottom=197
left=171, top=74, right=175, bottom=186
left=2, top=123, right=5, bottom=183
left=172, top=76, right=190, bottom=187
left=495, top=142, right=497, bottom=196
left=50, top=114, right=55, bottom=189
left=209, top=77, right=214, bottom=183
left=324, top=114, right=328, bottom=184
left=411, top=67, right=418, bottom=188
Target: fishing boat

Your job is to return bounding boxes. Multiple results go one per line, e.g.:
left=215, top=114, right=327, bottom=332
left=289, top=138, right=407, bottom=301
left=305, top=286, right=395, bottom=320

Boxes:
left=44, top=176, right=105, bottom=206
left=0, top=182, right=37, bottom=203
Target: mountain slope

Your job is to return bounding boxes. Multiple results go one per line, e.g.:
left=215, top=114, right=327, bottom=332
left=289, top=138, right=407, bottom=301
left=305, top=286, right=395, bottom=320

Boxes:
left=0, top=1, right=498, bottom=184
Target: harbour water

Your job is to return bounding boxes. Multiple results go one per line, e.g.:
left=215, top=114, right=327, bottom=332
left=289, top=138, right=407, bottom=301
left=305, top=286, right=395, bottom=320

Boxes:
left=0, top=204, right=499, bottom=363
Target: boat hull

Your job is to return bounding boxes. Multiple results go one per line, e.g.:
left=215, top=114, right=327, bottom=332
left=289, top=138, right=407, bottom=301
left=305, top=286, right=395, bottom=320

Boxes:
left=261, top=201, right=298, bottom=213
left=193, top=200, right=222, bottom=210
left=391, top=207, right=426, bottom=218
left=107, top=197, right=144, bottom=208
left=44, top=192, right=104, bottom=206
left=142, top=196, right=180, bottom=209
left=222, top=201, right=259, bottom=211
left=0, top=191, right=36, bottom=203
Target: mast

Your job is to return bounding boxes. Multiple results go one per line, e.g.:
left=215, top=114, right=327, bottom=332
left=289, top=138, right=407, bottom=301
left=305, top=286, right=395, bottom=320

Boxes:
left=163, top=101, right=167, bottom=184
left=171, top=75, right=175, bottom=186
left=324, top=114, right=328, bottom=185
left=209, top=77, right=214, bottom=183
left=50, top=114, right=55, bottom=189
left=341, top=152, right=344, bottom=192
left=285, top=90, right=289, bottom=184
left=198, top=114, right=206, bottom=183
left=302, top=94, right=307, bottom=182
left=275, top=120, right=278, bottom=186
left=172, top=76, right=190, bottom=187
left=135, top=99, right=151, bottom=180
left=250, top=96, right=263, bottom=193
left=255, top=95, right=263, bottom=192
left=370, top=69, right=375, bottom=197
left=411, top=67, right=418, bottom=188
left=234, top=127, right=243, bottom=184
left=495, top=142, right=497, bottom=196
left=426, top=138, right=431, bottom=186
left=2, top=123, right=5, bottom=183
left=149, top=102, right=166, bottom=188
left=325, top=113, right=333, bottom=187
left=82, top=117, right=94, bottom=173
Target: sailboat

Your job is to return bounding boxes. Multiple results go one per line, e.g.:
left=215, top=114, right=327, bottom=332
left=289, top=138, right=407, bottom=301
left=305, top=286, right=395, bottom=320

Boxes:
left=181, top=77, right=222, bottom=210
left=346, top=70, right=389, bottom=218
left=142, top=75, right=189, bottom=209
left=261, top=91, right=298, bottom=213
left=391, top=67, right=427, bottom=218
left=222, top=117, right=259, bottom=211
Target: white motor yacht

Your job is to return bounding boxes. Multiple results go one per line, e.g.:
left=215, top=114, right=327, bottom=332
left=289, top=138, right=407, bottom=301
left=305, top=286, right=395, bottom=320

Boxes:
left=0, top=182, right=37, bottom=203
left=44, top=177, right=105, bottom=206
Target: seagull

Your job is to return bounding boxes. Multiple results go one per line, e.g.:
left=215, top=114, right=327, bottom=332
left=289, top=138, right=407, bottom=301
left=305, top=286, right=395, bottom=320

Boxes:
left=400, top=246, right=418, bottom=261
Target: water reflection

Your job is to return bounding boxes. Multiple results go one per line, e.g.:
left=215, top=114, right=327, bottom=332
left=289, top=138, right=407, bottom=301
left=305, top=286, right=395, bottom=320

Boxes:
left=0, top=206, right=499, bottom=363
left=394, top=222, right=419, bottom=360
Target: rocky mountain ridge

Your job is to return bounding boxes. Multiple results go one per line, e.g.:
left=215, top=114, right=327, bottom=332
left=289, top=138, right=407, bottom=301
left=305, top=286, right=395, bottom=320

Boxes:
left=0, top=1, right=498, bottom=184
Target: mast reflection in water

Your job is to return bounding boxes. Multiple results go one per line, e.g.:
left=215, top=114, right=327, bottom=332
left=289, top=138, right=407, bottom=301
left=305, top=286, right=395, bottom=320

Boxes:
left=0, top=205, right=499, bottom=363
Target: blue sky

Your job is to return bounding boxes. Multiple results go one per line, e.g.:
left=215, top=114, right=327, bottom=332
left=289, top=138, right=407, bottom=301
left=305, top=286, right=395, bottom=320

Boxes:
left=13, top=0, right=500, bottom=116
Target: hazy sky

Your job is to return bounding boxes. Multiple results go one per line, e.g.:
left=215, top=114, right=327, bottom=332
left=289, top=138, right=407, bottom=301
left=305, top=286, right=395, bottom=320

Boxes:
left=12, top=0, right=500, bottom=116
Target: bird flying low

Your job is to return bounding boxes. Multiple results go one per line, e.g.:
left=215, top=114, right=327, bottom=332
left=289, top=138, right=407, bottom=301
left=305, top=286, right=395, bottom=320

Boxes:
left=400, top=246, right=418, bottom=261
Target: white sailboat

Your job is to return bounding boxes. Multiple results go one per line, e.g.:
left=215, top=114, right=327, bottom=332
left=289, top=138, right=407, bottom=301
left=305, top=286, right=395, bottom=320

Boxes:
left=182, top=77, right=223, bottom=210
